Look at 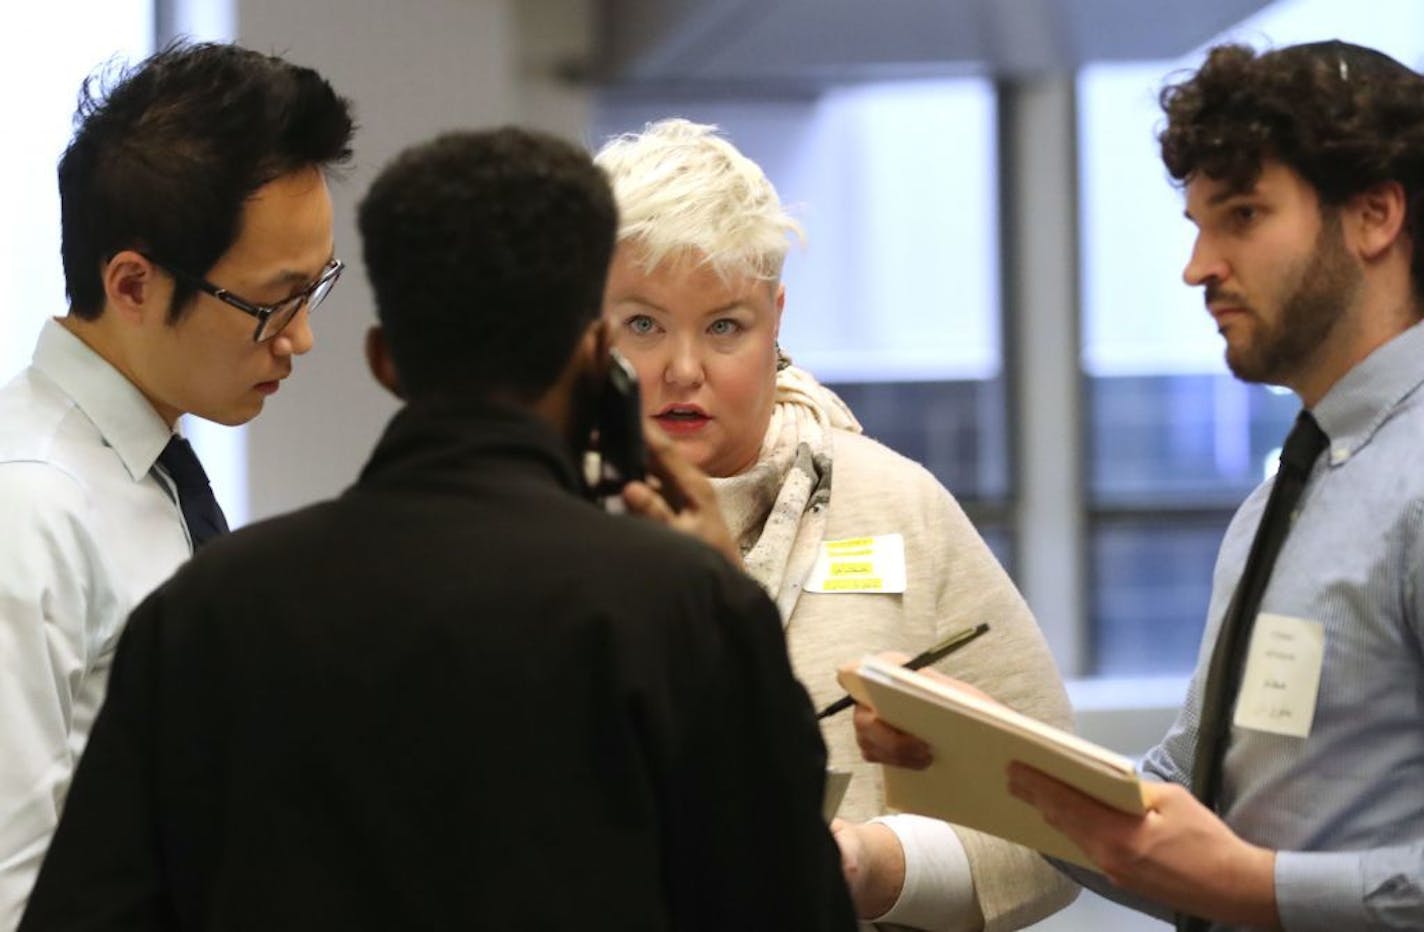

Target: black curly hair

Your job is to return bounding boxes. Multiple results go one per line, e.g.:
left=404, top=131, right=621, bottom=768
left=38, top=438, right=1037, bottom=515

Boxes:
left=1159, top=40, right=1424, bottom=300
left=59, top=41, right=355, bottom=320
left=357, top=128, right=618, bottom=403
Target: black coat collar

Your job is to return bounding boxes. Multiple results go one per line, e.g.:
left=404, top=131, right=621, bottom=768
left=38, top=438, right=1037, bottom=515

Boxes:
left=358, top=398, right=585, bottom=497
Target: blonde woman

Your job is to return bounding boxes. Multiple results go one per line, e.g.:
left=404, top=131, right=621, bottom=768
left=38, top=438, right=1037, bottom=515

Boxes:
left=596, top=119, right=1077, bottom=931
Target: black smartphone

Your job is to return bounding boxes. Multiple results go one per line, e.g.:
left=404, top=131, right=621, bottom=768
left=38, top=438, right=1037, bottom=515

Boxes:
left=592, top=348, right=645, bottom=493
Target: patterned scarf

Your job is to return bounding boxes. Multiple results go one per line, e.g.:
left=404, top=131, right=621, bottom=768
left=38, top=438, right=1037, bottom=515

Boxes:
left=710, top=363, right=862, bottom=623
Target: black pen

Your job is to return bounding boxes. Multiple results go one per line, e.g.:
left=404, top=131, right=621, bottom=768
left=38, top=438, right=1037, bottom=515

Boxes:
left=815, top=622, right=991, bottom=720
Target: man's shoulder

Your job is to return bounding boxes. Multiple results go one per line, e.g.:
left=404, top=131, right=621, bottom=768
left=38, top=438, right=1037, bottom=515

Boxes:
left=0, top=369, right=93, bottom=533
left=574, top=510, right=780, bottom=642
left=0, top=366, right=84, bottom=466
left=179, top=495, right=342, bottom=560
left=1379, top=386, right=1424, bottom=456
left=579, top=501, right=753, bottom=588
left=0, top=367, right=140, bottom=536
left=500, top=490, right=774, bottom=621
left=0, top=460, right=92, bottom=560
left=181, top=485, right=744, bottom=586
left=478, top=478, right=744, bottom=580
left=161, top=490, right=775, bottom=642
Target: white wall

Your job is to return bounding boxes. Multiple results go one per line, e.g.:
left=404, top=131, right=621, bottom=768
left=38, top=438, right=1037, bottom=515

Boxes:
left=232, top=0, right=593, bottom=521
left=0, top=4, right=151, bottom=381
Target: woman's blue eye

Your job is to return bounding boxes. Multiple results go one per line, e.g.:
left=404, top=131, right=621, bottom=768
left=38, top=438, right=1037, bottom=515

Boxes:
left=627, top=314, right=656, bottom=335
left=709, top=318, right=740, bottom=337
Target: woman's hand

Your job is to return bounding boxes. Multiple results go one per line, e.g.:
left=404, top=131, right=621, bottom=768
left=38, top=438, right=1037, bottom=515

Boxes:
left=621, top=421, right=741, bottom=567
left=848, top=654, right=999, bottom=770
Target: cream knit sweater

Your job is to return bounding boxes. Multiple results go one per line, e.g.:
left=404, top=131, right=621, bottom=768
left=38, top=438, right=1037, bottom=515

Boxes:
left=786, top=428, right=1078, bottom=931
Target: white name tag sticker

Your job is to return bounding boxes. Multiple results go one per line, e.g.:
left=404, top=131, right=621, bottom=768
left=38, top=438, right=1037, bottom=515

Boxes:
left=1232, top=613, right=1325, bottom=739
left=804, top=533, right=906, bottom=594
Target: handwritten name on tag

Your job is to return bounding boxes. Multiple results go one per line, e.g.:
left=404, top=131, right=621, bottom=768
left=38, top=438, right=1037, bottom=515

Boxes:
left=805, top=534, right=907, bottom=594
left=1232, top=613, right=1324, bottom=739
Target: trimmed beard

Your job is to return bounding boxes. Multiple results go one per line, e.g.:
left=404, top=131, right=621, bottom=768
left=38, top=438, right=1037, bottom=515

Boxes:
left=1225, top=210, right=1361, bottom=386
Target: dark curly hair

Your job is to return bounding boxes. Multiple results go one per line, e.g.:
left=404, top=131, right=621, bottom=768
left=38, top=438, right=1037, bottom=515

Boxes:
left=1159, top=40, right=1424, bottom=300
left=357, top=128, right=617, bottom=403
left=59, top=41, right=355, bottom=320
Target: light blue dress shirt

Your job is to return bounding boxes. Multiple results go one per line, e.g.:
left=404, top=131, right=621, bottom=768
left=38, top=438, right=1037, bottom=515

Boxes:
left=0, top=320, right=191, bottom=930
left=1131, top=320, right=1424, bottom=930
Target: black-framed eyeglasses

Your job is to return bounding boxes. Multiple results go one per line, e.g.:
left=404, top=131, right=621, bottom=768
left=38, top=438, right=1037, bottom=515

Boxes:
left=143, top=254, right=344, bottom=342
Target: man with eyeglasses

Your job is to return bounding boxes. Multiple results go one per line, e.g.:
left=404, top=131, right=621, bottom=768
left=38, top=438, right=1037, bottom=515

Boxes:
left=0, top=41, right=353, bottom=927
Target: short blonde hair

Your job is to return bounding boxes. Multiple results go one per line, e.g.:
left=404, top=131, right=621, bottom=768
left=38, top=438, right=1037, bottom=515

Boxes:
left=593, top=118, right=803, bottom=282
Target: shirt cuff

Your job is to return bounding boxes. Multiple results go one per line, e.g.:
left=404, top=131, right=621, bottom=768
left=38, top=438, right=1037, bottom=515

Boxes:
left=869, top=814, right=978, bottom=932
left=1275, top=849, right=1369, bottom=931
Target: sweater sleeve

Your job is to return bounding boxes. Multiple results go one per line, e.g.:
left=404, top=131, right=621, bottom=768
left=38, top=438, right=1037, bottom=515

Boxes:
left=905, top=465, right=1079, bottom=931
left=787, top=433, right=1079, bottom=930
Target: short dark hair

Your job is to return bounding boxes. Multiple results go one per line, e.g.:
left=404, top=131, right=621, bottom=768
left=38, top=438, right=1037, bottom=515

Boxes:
left=357, top=128, right=617, bottom=402
left=1159, top=40, right=1424, bottom=299
left=59, top=41, right=355, bottom=320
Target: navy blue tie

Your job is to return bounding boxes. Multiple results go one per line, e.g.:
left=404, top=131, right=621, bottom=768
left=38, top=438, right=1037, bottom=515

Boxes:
left=157, top=435, right=230, bottom=549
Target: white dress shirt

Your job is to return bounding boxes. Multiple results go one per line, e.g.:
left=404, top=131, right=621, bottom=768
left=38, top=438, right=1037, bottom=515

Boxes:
left=872, top=814, right=977, bottom=930
left=0, top=320, right=191, bottom=930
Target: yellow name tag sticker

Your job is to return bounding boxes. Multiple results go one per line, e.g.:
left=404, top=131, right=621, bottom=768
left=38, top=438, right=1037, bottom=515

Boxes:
left=823, top=577, right=884, bottom=591
left=805, top=533, right=906, bottom=594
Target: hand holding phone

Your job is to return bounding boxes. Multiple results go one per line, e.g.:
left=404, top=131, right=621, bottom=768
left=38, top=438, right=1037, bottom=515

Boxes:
left=591, top=349, right=739, bottom=564
left=590, top=348, right=646, bottom=495
left=621, top=422, right=741, bottom=567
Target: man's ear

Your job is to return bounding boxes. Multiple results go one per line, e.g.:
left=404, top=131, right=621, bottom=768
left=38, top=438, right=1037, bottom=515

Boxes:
left=590, top=315, right=611, bottom=366
left=568, top=315, right=609, bottom=382
left=365, top=325, right=405, bottom=399
left=1349, top=180, right=1408, bottom=262
left=102, top=250, right=166, bottom=326
left=529, top=315, right=609, bottom=445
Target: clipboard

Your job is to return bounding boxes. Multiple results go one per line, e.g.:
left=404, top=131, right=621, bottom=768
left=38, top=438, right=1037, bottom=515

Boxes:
left=839, top=655, right=1145, bottom=869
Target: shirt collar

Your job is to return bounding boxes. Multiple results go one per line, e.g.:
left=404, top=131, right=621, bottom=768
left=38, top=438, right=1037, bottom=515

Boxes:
left=1311, top=319, right=1424, bottom=467
left=31, top=319, right=174, bottom=482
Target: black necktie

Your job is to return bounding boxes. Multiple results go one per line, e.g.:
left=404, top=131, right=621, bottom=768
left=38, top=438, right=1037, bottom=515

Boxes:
left=157, top=435, right=230, bottom=549
left=1177, top=410, right=1328, bottom=932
